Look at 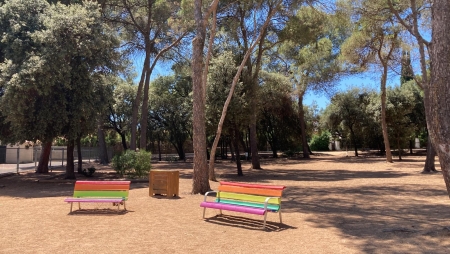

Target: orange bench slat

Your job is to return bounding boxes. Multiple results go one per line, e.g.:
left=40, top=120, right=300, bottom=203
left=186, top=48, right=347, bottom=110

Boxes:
left=220, top=181, right=286, bottom=190
left=218, top=185, right=283, bottom=197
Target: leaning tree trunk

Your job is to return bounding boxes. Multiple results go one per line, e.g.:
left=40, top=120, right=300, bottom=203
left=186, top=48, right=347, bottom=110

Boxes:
left=36, top=141, right=52, bottom=173
left=429, top=0, right=450, bottom=197
left=422, top=138, right=436, bottom=172
left=208, top=4, right=279, bottom=176
left=65, top=140, right=76, bottom=179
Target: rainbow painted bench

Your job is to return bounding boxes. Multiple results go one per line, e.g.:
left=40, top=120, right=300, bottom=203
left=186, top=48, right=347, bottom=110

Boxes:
left=64, top=181, right=130, bottom=213
left=200, top=181, right=286, bottom=229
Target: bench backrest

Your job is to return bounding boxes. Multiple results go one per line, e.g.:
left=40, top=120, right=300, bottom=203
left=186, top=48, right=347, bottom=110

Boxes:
left=73, top=181, right=130, bottom=200
left=216, top=181, right=286, bottom=211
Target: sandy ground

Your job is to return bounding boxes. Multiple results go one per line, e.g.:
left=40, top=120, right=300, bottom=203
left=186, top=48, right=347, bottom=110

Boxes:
left=1, top=151, right=450, bottom=254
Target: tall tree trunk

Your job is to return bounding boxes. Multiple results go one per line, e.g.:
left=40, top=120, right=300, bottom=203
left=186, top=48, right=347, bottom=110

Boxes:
left=158, top=139, right=162, bottom=161
left=233, top=127, right=243, bottom=176
left=350, top=127, right=358, bottom=157
left=298, top=91, right=310, bottom=159
left=76, top=136, right=82, bottom=174
left=97, top=120, right=109, bottom=165
left=380, top=65, right=393, bottom=162
left=36, top=141, right=52, bottom=173
left=120, top=132, right=127, bottom=150
left=130, top=52, right=150, bottom=151
left=422, top=138, right=436, bottom=172
left=397, top=136, right=402, bottom=161
left=191, top=0, right=212, bottom=194
left=229, top=137, right=235, bottom=161
left=65, top=140, right=76, bottom=179
left=140, top=67, right=151, bottom=150
left=429, top=0, right=450, bottom=197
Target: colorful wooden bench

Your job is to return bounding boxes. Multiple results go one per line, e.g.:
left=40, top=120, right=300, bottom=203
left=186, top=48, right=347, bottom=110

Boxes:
left=64, top=181, right=130, bottom=213
left=200, top=181, right=286, bottom=229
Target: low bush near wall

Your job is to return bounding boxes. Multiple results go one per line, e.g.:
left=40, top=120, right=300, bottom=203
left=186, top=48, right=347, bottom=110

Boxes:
left=111, top=150, right=152, bottom=178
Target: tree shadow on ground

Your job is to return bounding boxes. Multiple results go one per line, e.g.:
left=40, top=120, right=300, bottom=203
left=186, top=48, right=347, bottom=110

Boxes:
left=202, top=214, right=295, bottom=232
left=217, top=169, right=411, bottom=183
left=282, top=184, right=450, bottom=253
left=68, top=208, right=131, bottom=216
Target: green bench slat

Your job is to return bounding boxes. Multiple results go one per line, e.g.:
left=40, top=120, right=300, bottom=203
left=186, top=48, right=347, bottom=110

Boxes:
left=216, top=199, right=280, bottom=211
left=73, top=190, right=129, bottom=199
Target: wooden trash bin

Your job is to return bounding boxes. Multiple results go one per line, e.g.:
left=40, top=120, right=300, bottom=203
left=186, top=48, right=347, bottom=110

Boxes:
left=149, top=170, right=179, bottom=197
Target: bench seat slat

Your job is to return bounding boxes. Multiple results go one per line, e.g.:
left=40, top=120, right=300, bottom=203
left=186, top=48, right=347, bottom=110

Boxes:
left=73, top=190, right=129, bottom=199
left=64, top=198, right=124, bottom=203
left=75, top=181, right=131, bottom=185
left=216, top=199, right=280, bottom=212
left=218, top=185, right=283, bottom=197
left=200, top=202, right=266, bottom=215
left=218, top=192, right=281, bottom=205
left=220, top=181, right=286, bottom=190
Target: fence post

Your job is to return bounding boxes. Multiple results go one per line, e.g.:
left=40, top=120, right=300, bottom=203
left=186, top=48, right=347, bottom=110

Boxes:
left=89, top=148, right=91, bottom=162
left=62, top=148, right=64, bottom=166
left=34, top=147, right=37, bottom=172
left=49, top=147, right=52, bottom=172
left=16, top=147, right=19, bottom=174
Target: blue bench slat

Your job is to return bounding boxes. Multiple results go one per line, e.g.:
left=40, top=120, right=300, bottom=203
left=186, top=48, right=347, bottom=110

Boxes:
left=200, top=201, right=266, bottom=215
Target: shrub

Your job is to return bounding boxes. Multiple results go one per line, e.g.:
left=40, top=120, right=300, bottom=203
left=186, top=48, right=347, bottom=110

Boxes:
left=111, top=150, right=136, bottom=176
left=309, top=132, right=331, bottom=151
left=133, top=150, right=152, bottom=177
left=111, top=150, right=152, bottom=178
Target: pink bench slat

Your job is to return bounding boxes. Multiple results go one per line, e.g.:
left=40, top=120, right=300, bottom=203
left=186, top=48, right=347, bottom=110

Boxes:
left=64, top=198, right=124, bottom=203
left=75, top=181, right=131, bottom=185
left=200, top=201, right=266, bottom=215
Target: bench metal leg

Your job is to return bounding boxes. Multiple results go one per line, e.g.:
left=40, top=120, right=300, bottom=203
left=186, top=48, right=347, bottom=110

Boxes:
left=279, top=211, right=282, bottom=224
left=123, top=201, right=126, bottom=211
left=78, top=202, right=81, bottom=210
left=263, top=213, right=268, bottom=229
left=203, top=207, right=206, bottom=219
left=70, top=202, right=73, bottom=213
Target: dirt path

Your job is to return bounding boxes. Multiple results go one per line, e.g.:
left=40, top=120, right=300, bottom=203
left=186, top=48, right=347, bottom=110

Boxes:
left=1, top=152, right=449, bottom=253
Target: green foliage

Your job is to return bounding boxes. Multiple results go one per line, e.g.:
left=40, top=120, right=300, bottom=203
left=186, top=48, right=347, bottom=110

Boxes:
left=111, top=150, right=151, bottom=178
left=257, top=71, right=299, bottom=155
left=149, top=67, right=192, bottom=160
left=309, top=131, right=331, bottom=151
left=0, top=0, right=122, bottom=144
left=133, top=151, right=152, bottom=178
left=111, top=150, right=136, bottom=176
left=206, top=51, right=248, bottom=134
